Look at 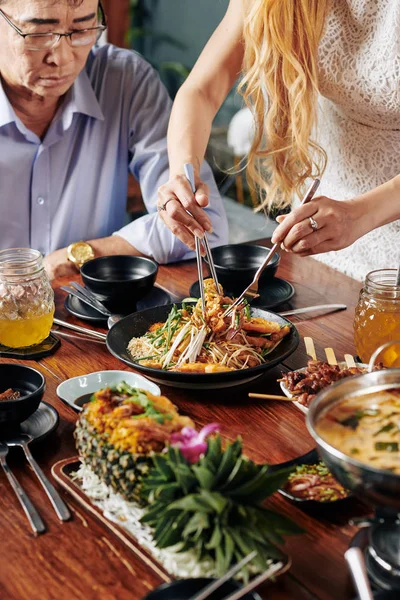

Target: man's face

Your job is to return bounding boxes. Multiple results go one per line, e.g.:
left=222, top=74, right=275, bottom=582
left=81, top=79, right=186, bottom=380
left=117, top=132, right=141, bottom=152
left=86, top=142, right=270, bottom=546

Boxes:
left=0, top=0, right=100, bottom=99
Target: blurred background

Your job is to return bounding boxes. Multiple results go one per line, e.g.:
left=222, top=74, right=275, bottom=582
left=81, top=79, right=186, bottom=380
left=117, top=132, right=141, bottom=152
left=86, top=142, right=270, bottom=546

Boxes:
left=102, top=0, right=275, bottom=243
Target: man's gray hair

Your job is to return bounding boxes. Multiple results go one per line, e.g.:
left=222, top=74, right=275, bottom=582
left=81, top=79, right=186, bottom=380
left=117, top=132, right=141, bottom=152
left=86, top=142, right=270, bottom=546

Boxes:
left=0, top=1, right=85, bottom=5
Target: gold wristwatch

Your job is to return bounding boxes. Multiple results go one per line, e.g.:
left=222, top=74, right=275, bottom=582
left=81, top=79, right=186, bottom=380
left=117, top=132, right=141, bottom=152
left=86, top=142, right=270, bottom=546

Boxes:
left=67, top=241, right=95, bottom=269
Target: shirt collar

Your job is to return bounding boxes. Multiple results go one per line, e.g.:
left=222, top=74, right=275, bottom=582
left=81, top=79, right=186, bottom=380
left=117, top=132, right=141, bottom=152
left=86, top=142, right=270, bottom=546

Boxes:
left=0, top=64, right=104, bottom=132
left=62, top=67, right=104, bottom=125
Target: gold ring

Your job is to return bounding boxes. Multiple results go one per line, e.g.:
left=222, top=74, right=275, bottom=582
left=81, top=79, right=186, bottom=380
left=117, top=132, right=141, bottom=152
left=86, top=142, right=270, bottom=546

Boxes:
left=157, top=198, right=176, bottom=212
left=309, top=216, right=318, bottom=231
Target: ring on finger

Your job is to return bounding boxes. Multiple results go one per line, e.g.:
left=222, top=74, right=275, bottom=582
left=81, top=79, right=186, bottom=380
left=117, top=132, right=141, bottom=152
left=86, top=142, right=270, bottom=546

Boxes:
left=157, top=197, right=176, bottom=212
left=309, top=216, right=319, bottom=232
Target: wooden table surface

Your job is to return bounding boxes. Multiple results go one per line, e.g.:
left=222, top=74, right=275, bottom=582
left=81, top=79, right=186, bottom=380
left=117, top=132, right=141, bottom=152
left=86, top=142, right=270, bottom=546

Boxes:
left=0, top=239, right=370, bottom=600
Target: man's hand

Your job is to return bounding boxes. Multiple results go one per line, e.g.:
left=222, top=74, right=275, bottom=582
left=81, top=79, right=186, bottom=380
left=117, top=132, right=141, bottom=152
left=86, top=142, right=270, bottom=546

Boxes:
left=43, top=248, right=78, bottom=281
left=43, top=236, right=142, bottom=281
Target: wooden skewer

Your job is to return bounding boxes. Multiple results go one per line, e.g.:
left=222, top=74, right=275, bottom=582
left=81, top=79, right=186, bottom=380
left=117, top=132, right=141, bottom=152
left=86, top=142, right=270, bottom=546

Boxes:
left=304, top=336, right=317, bottom=361
left=325, top=347, right=337, bottom=365
left=248, top=393, right=295, bottom=401
left=344, top=353, right=356, bottom=368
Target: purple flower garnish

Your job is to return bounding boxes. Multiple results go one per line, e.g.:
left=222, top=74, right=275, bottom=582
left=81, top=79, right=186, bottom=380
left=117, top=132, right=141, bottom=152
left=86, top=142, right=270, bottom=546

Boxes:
left=170, top=423, right=220, bottom=463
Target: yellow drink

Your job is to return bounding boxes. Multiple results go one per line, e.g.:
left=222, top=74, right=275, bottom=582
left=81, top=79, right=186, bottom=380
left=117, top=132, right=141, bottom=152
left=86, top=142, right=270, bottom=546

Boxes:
left=354, top=269, right=400, bottom=367
left=354, top=302, right=400, bottom=367
left=0, top=309, right=54, bottom=348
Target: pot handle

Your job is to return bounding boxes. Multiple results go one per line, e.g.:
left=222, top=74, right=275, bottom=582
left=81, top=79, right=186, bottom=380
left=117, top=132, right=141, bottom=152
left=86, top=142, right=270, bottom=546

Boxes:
left=368, top=339, right=400, bottom=372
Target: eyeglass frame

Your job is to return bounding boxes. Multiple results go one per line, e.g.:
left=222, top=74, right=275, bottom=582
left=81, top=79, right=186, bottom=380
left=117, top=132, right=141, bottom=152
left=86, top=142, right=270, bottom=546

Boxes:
left=0, top=1, right=107, bottom=50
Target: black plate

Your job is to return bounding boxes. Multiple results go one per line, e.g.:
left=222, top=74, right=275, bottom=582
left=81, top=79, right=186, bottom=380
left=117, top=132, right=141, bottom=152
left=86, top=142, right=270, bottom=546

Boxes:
left=189, top=277, right=295, bottom=310
left=106, top=303, right=299, bottom=389
left=269, top=449, right=352, bottom=506
left=143, top=578, right=261, bottom=600
left=64, top=287, right=172, bottom=324
left=0, top=401, right=59, bottom=444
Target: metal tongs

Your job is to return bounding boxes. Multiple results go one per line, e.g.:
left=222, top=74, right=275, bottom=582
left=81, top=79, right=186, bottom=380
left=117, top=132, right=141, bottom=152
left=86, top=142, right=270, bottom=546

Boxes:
left=184, top=163, right=219, bottom=318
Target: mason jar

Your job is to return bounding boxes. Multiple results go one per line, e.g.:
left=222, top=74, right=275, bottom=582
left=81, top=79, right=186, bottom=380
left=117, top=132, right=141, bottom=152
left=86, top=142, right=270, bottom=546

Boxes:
left=354, top=269, right=400, bottom=367
left=0, top=249, right=54, bottom=348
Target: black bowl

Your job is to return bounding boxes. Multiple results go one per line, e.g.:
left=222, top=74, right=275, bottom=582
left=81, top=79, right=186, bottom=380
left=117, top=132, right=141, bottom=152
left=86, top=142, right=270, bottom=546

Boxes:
left=80, top=255, right=158, bottom=314
left=106, top=303, right=299, bottom=389
left=143, top=578, right=261, bottom=600
left=0, top=363, right=45, bottom=429
left=206, top=244, right=280, bottom=294
left=269, top=448, right=352, bottom=507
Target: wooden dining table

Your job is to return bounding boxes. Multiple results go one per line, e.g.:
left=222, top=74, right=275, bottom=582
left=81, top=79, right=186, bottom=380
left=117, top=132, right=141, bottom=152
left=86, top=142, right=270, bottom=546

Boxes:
left=0, top=238, right=371, bottom=600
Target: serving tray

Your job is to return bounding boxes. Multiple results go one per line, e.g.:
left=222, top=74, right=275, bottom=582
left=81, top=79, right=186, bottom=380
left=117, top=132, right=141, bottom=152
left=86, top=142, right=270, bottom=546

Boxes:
left=52, top=457, right=171, bottom=583
left=52, top=457, right=291, bottom=584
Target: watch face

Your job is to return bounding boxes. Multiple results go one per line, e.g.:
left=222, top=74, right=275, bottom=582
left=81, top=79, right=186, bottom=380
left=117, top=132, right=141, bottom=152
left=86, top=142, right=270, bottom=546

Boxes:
left=69, top=242, right=95, bottom=265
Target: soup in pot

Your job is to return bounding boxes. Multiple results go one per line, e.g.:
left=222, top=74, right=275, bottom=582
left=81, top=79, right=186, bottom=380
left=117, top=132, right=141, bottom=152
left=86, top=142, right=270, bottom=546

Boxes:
left=316, top=389, right=400, bottom=474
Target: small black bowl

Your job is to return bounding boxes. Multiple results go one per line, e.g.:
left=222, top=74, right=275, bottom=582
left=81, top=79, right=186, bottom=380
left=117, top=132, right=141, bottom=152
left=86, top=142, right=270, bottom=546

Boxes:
left=143, top=578, right=261, bottom=600
left=206, top=244, right=280, bottom=295
left=269, top=448, right=352, bottom=507
left=80, top=255, right=158, bottom=314
left=0, top=363, right=45, bottom=430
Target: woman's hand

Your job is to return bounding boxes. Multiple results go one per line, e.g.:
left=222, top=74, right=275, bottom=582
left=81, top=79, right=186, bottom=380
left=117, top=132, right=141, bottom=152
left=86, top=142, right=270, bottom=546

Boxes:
left=157, top=174, right=213, bottom=250
left=271, top=196, right=366, bottom=256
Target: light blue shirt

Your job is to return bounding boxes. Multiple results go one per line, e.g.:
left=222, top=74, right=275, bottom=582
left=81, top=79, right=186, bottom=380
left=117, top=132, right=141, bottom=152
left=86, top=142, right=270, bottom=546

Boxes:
left=0, top=44, right=228, bottom=263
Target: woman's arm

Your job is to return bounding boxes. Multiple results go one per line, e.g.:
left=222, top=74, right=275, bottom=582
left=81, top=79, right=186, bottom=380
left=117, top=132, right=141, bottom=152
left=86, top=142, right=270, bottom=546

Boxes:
left=158, top=0, right=244, bottom=250
left=271, top=174, right=400, bottom=256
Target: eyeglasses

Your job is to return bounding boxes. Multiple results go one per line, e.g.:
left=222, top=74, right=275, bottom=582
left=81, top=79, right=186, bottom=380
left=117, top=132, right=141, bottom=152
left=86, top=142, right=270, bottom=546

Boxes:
left=0, top=2, right=107, bottom=51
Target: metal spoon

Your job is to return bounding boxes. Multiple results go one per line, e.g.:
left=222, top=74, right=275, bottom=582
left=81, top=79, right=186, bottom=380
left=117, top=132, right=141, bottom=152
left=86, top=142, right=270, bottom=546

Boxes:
left=6, top=433, right=70, bottom=522
left=0, top=442, right=46, bottom=535
left=344, top=547, right=374, bottom=600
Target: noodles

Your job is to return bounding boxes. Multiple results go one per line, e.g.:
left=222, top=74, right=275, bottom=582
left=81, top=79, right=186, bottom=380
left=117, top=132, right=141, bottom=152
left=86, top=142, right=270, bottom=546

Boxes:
left=127, top=279, right=291, bottom=373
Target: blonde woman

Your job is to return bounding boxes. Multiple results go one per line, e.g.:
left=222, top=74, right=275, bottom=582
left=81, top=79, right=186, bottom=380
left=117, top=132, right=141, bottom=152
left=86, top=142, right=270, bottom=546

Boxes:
left=157, top=0, right=400, bottom=281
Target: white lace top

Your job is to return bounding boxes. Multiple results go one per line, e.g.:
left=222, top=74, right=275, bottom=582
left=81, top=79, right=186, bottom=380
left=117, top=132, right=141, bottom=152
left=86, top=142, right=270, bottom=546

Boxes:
left=312, top=0, right=400, bottom=281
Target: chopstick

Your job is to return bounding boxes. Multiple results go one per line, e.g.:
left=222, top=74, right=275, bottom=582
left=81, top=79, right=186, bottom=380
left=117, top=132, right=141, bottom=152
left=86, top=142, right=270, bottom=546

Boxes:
left=221, top=560, right=285, bottom=600
left=53, top=318, right=107, bottom=341
left=183, top=163, right=220, bottom=292
left=188, top=551, right=257, bottom=600
left=195, top=236, right=206, bottom=316
left=248, top=393, right=295, bottom=401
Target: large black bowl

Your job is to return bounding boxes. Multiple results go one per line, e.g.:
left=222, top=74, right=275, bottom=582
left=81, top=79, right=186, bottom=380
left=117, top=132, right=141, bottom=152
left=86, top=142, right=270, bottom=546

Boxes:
left=80, top=255, right=158, bottom=314
left=0, top=363, right=45, bottom=430
left=106, top=303, right=299, bottom=389
left=143, top=578, right=261, bottom=600
left=206, top=244, right=280, bottom=294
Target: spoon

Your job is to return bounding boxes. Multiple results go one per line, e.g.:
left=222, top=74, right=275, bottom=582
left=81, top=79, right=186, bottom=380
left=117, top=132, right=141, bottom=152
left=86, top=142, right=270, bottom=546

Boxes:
left=7, top=433, right=71, bottom=522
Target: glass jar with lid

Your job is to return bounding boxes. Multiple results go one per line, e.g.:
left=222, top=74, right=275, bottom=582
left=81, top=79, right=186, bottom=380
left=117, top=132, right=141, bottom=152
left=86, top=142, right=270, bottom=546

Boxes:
left=0, top=248, right=54, bottom=348
left=354, top=269, right=400, bottom=367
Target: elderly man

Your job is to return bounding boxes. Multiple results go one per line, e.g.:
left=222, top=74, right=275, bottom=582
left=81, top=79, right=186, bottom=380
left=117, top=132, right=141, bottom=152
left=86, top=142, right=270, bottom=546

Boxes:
left=0, top=0, right=228, bottom=278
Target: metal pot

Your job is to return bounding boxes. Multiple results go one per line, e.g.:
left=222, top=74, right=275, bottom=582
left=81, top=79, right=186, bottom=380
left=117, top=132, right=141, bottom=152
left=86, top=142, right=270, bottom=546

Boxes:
left=306, top=368, right=400, bottom=509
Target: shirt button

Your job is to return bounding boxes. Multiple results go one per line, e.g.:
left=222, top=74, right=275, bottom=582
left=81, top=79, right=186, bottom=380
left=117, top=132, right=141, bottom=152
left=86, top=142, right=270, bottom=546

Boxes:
left=37, top=197, right=45, bottom=205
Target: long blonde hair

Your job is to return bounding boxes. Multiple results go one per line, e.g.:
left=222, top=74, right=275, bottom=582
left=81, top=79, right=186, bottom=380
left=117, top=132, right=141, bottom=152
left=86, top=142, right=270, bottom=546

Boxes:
left=239, top=0, right=328, bottom=210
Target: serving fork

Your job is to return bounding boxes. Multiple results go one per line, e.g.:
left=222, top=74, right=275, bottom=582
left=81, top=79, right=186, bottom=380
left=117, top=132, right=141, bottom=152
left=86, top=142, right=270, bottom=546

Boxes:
left=224, top=178, right=320, bottom=317
left=7, top=433, right=71, bottom=522
left=0, top=442, right=46, bottom=535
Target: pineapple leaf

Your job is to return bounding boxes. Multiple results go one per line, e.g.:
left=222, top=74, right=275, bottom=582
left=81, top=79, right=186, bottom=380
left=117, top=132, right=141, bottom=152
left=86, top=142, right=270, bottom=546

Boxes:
left=213, top=437, right=242, bottom=486
left=205, top=523, right=222, bottom=550
left=205, top=435, right=222, bottom=470
left=182, top=512, right=210, bottom=539
left=167, top=494, right=215, bottom=514
left=228, top=465, right=293, bottom=503
left=223, top=530, right=235, bottom=569
left=192, top=464, right=215, bottom=490
left=198, top=490, right=229, bottom=515
left=152, top=454, right=174, bottom=480
left=254, top=507, right=304, bottom=535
